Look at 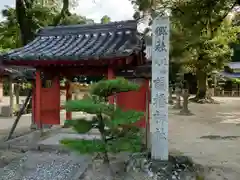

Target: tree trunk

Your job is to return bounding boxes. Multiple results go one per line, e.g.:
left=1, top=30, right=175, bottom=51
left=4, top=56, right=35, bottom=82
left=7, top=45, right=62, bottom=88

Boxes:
left=98, top=113, right=114, bottom=180
left=195, top=70, right=207, bottom=100
left=16, top=0, right=71, bottom=46
left=16, top=0, right=35, bottom=45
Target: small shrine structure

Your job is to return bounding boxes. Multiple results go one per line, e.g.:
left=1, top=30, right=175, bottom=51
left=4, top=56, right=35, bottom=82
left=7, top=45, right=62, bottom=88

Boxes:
left=0, top=20, right=149, bottom=128
left=0, top=65, right=34, bottom=116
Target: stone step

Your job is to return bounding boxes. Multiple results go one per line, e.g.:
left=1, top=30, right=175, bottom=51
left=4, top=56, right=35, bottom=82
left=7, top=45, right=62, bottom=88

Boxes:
left=0, top=151, right=91, bottom=180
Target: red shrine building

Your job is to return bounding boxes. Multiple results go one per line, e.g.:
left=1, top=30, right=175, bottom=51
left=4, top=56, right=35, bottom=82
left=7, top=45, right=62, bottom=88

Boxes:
left=0, top=20, right=150, bottom=128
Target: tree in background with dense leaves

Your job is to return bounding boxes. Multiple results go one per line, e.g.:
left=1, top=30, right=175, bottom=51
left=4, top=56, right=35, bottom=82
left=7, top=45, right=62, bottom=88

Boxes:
left=61, top=78, right=144, bottom=179
left=14, top=0, right=93, bottom=46
left=131, top=0, right=240, bottom=103
left=170, top=1, right=240, bottom=102
left=0, top=4, right=58, bottom=51
left=0, top=0, right=95, bottom=95
left=101, top=15, right=111, bottom=24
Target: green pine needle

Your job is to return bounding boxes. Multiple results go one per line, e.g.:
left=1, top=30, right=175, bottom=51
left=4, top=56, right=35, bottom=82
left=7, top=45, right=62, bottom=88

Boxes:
left=61, top=77, right=144, bottom=157
left=90, top=78, right=140, bottom=97
left=64, top=118, right=96, bottom=133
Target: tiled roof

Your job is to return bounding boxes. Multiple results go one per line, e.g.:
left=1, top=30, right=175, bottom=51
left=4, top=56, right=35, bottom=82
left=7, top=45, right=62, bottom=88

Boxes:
left=219, top=71, right=240, bottom=78
left=0, top=66, right=35, bottom=80
left=228, top=62, right=240, bottom=69
left=1, top=20, right=143, bottom=62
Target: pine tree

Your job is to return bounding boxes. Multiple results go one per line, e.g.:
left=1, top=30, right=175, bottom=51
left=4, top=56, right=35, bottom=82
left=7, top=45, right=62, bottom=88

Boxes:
left=61, top=78, right=144, bottom=176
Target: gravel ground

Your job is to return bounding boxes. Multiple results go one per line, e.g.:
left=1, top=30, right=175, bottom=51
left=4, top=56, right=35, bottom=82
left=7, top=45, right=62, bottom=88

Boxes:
left=80, top=97, right=240, bottom=180
left=1, top=96, right=240, bottom=179
left=0, top=150, right=25, bottom=168
left=169, top=97, right=240, bottom=179
left=0, top=151, right=91, bottom=180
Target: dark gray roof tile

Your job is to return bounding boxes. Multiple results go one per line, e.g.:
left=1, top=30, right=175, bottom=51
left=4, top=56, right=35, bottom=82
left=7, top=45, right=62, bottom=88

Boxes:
left=1, top=20, right=143, bottom=62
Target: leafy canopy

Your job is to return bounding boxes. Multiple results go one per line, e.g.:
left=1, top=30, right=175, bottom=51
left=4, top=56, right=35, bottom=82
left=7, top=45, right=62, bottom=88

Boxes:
left=61, top=78, right=144, bottom=155
left=131, top=0, right=240, bottom=74
left=0, top=0, right=94, bottom=51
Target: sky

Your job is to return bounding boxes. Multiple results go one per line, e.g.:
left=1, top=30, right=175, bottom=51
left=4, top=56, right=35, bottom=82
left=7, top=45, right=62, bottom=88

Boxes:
left=0, top=0, right=135, bottom=22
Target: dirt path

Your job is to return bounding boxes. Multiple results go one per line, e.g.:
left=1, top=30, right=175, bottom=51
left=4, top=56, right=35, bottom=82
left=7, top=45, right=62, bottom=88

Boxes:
left=169, top=97, right=240, bottom=179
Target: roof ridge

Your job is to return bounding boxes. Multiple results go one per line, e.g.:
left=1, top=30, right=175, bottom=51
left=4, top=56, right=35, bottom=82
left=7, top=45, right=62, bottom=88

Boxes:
left=37, top=20, right=137, bottom=36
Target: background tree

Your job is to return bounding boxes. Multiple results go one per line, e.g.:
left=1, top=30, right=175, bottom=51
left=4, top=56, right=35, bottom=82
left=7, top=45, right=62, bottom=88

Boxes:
left=15, top=0, right=92, bottom=46
left=101, top=15, right=111, bottom=24
left=131, top=0, right=240, bottom=102
left=0, top=0, right=94, bottom=96
left=0, top=0, right=94, bottom=51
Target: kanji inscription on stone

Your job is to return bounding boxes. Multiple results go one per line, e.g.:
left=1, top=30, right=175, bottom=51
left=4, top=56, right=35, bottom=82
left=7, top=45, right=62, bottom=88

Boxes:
left=152, top=93, right=167, bottom=108
left=154, top=57, right=168, bottom=67
left=153, top=77, right=166, bottom=90
left=155, top=37, right=167, bottom=52
left=154, top=25, right=168, bottom=52
left=153, top=110, right=167, bottom=121
left=155, top=26, right=168, bottom=36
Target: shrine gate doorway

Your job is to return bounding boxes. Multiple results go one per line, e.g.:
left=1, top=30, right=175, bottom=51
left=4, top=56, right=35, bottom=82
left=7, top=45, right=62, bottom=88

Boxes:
left=1, top=20, right=148, bottom=128
left=32, top=72, right=60, bottom=126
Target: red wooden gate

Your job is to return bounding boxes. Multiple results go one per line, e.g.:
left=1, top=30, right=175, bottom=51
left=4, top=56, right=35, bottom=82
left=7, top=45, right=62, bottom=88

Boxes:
left=34, top=76, right=60, bottom=125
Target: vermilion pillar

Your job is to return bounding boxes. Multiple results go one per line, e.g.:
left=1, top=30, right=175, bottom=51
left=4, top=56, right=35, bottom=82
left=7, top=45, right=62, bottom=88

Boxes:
left=31, top=85, right=36, bottom=128
left=35, top=69, right=41, bottom=128
left=107, top=67, right=115, bottom=104
left=116, top=78, right=150, bottom=128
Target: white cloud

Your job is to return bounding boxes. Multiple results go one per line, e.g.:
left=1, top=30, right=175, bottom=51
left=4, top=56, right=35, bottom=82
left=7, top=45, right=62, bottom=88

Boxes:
left=72, top=0, right=135, bottom=22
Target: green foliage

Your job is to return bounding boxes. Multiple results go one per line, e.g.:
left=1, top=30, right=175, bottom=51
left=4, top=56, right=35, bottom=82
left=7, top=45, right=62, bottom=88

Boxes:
left=167, top=0, right=240, bottom=74
left=109, top=107, right=144, bottom=128
left=64, top=118, right=97, bottom=133
left=0, top=0, right=94, bottom=51
left=61, top=78, right=144, bottom=161
left=131, top=0, right=240, bottom=96
left=101, top=15, right=111, bottom=24
left=65, top=98, right=104, bottom=114
left=90, top=78, right=140, bottom=97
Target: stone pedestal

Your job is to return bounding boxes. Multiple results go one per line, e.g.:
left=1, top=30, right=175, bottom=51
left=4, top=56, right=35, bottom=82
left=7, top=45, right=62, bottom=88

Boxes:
left=173, top=88, right=182, bottom=109
left=180, top=89, right=192, bottom=115
left=1, top=106, right=12, bottom=117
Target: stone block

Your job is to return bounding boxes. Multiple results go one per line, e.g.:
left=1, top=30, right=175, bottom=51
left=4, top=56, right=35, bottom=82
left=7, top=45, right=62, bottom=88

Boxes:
left=1, top=106, right=12, bottom=117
